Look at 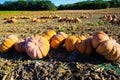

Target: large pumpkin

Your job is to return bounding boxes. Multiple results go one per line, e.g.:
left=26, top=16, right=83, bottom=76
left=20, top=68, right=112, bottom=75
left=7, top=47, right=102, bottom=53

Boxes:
left=43, top=30, right=56, bottom=42
left=65, top=36, right=78, bottom=52
left=14, top=39, right=26, bottom=53
left=105, top=43, right=120, bottom=61
left=50, top=32, right=67, bottom=49
left=0, top=34, right=18, bottom=53
left=25, top=35, right=50, bottom=59
left=92, top=31, right=120, bottom=61
left=76, top=38, right=93, bottom=55
left=95, top=37, right=120, bottom=61
left=92, top=31, right=109, bottom=49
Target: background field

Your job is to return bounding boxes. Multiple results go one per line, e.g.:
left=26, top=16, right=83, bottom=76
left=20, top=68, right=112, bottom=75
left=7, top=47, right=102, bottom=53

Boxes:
left=0, top=8, right=120, bottom=80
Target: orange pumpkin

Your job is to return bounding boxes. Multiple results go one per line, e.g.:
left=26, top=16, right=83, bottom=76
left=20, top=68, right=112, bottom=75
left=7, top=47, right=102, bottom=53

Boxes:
left=92, top=31, right=109, bottom=49
left=95, top=37, right=120, bottom=61
left=92, top=31, right=120, bottom=61
left=25, top=35, right=50, bottom=59
left=76, top=38, right=93, bottom=55
left=105, top=43, right=120, bottom=61
left=65, top=36, right=78, bottom=52
left=50, top=32, right=67, bottom=49
left=0, top=34, right=18, bottom=53
left=14, top=39, right=26, bottom=53
left=43, top=30, right=56, bottom=42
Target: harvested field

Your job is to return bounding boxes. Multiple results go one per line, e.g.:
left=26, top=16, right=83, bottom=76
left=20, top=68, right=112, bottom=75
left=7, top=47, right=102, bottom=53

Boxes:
left=0, top=8, right=120, bottom=80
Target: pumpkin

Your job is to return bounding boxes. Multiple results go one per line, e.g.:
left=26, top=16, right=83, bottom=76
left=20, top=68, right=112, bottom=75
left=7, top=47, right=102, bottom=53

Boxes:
left=0, top=34, right=18, bottom=53
left=95, top=37, right=120, bottom=61
left=25, top=35, right=50, bottom=59
left=14, top=39, right=26, bottom=53
left=65, top=36, right=78, bottom=52
left=50, top=32, right=67, bottom=49
left=75, top=36, right=86, bottom=50
left=6, top=18, right=17, bottom=23
left=74, top=17, right=82, bottom=23
left=92, top=31, right=109, bottom=49
left=92, top=31, right=120, bottom=61
left=43, top=30, right=56, bottom=42
left=31, top=18, right=39, bottom=22
left=76, top=38, right=93, bottom=55
left=96, top=39, right=114, bottom=56
left=105, top=43, right=120, bottom=61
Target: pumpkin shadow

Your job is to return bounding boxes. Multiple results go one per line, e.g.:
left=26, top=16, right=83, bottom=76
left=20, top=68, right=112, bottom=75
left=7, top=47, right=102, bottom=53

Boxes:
left=0, top=46, right=109, bottom=64
left=0, top=46, right=30, bottom=61
left=47, top=47, right=109, bottom=64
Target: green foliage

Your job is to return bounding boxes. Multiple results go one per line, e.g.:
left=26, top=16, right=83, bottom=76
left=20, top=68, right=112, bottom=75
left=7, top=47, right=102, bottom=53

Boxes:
left=98, top=20, right=105, bottom=25
left=58, top=0, right=119, bottom=10
left=87, top=22, right=99, bottom=26
left=0, top=0, right=56, bottom=11
left=87, top=20, right=105, bottom=26
left=59, top=27, right=67, bottom=32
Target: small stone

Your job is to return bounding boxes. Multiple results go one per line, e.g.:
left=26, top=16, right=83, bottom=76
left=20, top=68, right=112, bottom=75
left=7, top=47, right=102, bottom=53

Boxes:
left=95, top=74, right=101, bottom=79
left=82, top=70, right=90, bottom=76
left=95, top=67, right=104, bottom=72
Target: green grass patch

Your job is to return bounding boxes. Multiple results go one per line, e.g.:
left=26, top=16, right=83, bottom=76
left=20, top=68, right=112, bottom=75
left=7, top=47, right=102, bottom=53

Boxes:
left=0, top=11, right=24, bottom=15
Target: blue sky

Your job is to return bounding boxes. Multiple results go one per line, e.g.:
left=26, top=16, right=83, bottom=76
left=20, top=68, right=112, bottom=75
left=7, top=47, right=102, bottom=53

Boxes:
left=0, top=0, right=86, bottom=6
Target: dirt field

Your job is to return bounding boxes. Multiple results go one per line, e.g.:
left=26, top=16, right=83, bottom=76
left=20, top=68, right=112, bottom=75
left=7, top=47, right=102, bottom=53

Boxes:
left=0, top=8, right=120, bottom=80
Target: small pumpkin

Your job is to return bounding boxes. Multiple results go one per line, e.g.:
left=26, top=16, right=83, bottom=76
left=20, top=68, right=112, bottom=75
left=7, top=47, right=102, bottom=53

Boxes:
left=50, top=32, right=67, bottom=49
left=65, top=36, right=78, bottom=52
left=76, top=38, right=93, bottom=55
left=14, top=39, right=26, bottom=53
left=74, top=17, right=82, bottom=23
left=92, top=31, right=109, bottom=49
left=0, top=34, right=18, bottom=53
left=6, top=18, right=17, bottom=23
left=43, top=30, right=56, bottom=42
left=25, top=35, right=50, bottom=59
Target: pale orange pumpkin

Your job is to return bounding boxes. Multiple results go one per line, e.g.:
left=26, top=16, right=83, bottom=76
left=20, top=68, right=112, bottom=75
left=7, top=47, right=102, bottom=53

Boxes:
left=95, top=37, right=120, bottom=61
left=43, top=30, right=56, bottom=42
left=65, top=36, right=78, bottom=52
left=50, top=32, right=67, bottom=49
left=92, top=31, right=109, bottom=49
left=14, top=39, right=26, bottom=53
left=105, top=43, right=120, bottom=61
left=0, top=34, right=18, bottom=53
left=25, top=35, right=50, bottom=59
left=92, top=31, right=120, bottom=61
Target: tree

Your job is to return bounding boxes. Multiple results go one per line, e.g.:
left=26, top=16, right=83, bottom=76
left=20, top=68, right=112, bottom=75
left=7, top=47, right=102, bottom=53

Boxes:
left=1, top=0, right=56, bottom=10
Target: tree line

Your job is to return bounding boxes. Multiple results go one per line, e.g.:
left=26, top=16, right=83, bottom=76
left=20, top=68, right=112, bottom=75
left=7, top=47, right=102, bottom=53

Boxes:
left=58, top=0, right=120, bottom=10
left=0, top=0, right=120, bottom=10
left=0, top=0, right=56, bottom=10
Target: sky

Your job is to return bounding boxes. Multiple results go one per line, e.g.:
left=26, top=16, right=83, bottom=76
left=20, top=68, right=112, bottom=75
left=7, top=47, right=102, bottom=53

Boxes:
left=0, top=0, right=86, bottom=6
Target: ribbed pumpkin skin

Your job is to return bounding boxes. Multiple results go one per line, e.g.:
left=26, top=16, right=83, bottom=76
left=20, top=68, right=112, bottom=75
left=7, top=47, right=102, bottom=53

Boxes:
left=43, top=30, right=56, bottom=41
left=50, top=32, right=67, bottom=49
left=85, top=38, right=93, bottom=55
left=76, top=38, right=93, bottom=55
left=92, top=31, right=109, bottom=49
left=96, top=38, right=120, bottom=61
left=96, top=40, right=114, bottom=56
left=75, top=36, right=86, bottom=53
left=92, top=31, right=120, bottom=61
left=25, top=35, right=50, bottom=59
left=0, top=34, right=18, bottom=53
left=105, top=44, right=120, bottom=61
left=65, top=36, right=78, bottom=52
left=14, top=40, right=26, bottom=53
